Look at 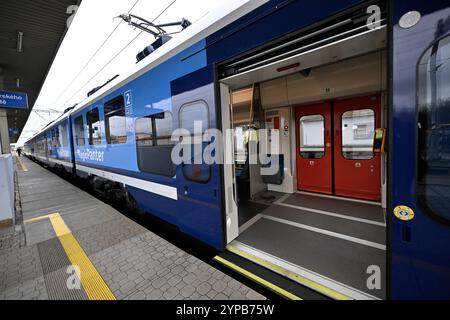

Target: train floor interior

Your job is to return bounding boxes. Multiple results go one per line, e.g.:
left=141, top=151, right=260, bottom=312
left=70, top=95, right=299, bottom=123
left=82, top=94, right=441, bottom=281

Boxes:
left=233, top=190, right=386, bottom=300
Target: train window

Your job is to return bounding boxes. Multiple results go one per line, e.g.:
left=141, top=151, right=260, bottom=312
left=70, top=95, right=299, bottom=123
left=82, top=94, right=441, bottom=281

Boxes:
left=74, top=116, right=85, bottom=146
left=50, top=130, right=55, bottom=149
left=417, top=34, right=450, bottom=222
left=60, top=123, right=68, bottom=147
left=135, top=112, right=175, bottom=177
left=87, top=108, right=102, bottom=145
left=155, top=112, right=174, bottom=145
left=105, top=96, right=127, bottom=144
left=53, top=127, right=61, bottom=148
left=47, top=134, right=52, bottom=156
left=299, top=115, right=325, bottom=159
left=179, top=101, right=211, bottom=183
left=135, top=112, right=174, bottom=146
left=342, top=109, right=375, bottom=160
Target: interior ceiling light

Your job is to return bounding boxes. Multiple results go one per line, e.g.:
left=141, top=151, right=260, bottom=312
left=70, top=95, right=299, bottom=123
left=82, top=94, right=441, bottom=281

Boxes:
left=277, top=62, right=300, bottom=73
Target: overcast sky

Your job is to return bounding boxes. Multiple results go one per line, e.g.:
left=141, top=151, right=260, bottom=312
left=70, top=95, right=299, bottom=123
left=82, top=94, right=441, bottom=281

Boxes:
left=17, top=0, right=226, bottom=145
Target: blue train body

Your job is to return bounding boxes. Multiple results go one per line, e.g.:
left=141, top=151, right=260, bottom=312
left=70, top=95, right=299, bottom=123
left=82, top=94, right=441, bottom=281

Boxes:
left=23, top=0, right=450, bottom=299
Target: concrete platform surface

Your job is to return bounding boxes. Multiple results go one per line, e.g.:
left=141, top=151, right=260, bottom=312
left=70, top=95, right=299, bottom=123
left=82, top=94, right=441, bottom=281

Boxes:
left=0, top=157, right=265, bottom=300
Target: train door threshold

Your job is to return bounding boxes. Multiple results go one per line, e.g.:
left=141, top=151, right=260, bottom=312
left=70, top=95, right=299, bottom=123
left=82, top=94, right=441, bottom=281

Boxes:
left=216, top=192, right=386, bottom=300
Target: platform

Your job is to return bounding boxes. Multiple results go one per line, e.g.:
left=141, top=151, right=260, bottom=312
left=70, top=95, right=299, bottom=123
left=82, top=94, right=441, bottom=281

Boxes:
left=0, top=156, right=266, bottom=300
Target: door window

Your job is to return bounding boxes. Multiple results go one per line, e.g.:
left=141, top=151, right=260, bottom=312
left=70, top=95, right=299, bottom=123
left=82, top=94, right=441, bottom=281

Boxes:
left=341, top=109, right=375, bottom=160
left=299, top=114, right=325, bottom=159
left=179, top=101, right=210, bottom=183
left=417, top=34, right=450, bottom=222
left=74, top=116, right=85, bottom=146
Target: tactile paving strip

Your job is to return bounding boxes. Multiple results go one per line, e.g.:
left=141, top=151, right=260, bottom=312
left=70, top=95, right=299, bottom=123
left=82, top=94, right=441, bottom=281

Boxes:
left=37, top=237, right=88, bottom=300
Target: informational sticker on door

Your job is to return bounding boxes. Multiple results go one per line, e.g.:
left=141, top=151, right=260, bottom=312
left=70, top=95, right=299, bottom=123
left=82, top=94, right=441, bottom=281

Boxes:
left=393, top=205, right=415, bottom=221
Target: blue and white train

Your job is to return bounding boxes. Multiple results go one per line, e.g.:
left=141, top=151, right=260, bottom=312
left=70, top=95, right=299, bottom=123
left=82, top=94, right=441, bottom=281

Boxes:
left=23, top=0, right=450, bottom=300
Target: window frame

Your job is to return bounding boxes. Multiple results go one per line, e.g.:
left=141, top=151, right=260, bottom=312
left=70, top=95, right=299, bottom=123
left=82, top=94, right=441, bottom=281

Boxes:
left=341, top=108, right=376, bottom=160
left=415, top=33, right=450, bottom=225
left=298, top=113, right=326, bottom=160
left=104, top=95, right=127, bottom=145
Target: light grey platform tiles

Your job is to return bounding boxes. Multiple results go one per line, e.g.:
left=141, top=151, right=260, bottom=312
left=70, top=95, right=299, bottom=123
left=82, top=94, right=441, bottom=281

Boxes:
left=0, top=157, right=265, bottom=300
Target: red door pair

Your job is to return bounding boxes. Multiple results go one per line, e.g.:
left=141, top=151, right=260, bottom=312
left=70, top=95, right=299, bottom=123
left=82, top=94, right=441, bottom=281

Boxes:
left=295, top=95, right=381, bottom=201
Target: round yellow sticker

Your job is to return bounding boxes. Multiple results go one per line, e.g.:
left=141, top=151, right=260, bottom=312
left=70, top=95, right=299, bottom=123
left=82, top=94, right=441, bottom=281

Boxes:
left=393, top=205, right=415, bottom=221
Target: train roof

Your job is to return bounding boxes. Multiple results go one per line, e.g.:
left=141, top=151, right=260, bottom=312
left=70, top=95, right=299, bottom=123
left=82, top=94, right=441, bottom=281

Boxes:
left=26, top=0, right=266, bottom=143
left=38, top=1, right=267, bottom=138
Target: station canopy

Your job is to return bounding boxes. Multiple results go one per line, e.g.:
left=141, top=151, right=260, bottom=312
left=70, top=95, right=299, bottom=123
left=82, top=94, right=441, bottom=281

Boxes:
left=0, top=0, right=81, bottom=143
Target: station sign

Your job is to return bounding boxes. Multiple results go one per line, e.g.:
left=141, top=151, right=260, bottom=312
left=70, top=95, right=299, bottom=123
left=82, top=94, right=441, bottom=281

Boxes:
left=0, top=91, right=28, bottom=109
left=8, top=127, right=19, bottom=135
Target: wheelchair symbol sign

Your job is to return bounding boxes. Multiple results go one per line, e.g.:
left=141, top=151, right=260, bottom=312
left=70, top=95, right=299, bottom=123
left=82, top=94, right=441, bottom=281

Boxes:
left=393, top=205, right=415, bottom=221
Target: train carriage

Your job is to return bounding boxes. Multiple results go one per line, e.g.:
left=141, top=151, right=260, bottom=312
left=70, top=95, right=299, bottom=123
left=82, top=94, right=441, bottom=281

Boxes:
left=25, top=0, right=450, bottom=300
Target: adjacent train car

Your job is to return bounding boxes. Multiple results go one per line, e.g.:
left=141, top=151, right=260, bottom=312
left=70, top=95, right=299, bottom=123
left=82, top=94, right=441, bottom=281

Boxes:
left=24, top=0, right=450, bottom=300
left=25, top=111, right=74, bottom=173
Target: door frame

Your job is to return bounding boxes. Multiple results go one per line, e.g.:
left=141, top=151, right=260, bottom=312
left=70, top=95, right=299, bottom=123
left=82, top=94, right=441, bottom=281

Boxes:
left=219, top=83, right=239, bottom=244
left=294, top=94, right=383, bottom=201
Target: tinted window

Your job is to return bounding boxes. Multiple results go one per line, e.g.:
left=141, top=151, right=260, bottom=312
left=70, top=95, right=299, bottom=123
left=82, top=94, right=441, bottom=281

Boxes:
left=342, top=109, right=375, bottom=160
left=105, top=96, right=127, bottom=144
left=417, top=34, right=450, bottom=222
left=87, top=108, right=101, bottom=145
left=179, top=101, right=210, bottom=183
left=299, top=114, right=324, bottom=159
left=74, top=116, right=85, bottom=146
left=135, top=112, right=175, bottom=177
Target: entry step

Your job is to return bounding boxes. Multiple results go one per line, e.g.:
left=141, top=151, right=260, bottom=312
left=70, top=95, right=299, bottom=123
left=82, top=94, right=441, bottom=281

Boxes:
left=214, top=249, right=329, bottom=300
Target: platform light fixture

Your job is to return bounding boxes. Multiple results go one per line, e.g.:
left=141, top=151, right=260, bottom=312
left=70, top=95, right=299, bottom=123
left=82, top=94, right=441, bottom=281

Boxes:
left=17, top=31, right=23, bottom=52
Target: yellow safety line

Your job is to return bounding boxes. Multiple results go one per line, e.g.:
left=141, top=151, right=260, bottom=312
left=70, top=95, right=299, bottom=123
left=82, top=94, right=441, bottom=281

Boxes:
left=213, top=255, right=302, bottom=300
left=25, top=213, right=116, bottom=300
left=226, top=244, right=352, bottom=300
left=16, top=156, right=28, bottom=172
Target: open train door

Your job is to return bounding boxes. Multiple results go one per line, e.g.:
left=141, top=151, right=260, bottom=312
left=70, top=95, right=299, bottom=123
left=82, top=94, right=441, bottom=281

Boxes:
left=220, top=83, right=239, bottom=244
left=391, top=1, right=450, bottom=299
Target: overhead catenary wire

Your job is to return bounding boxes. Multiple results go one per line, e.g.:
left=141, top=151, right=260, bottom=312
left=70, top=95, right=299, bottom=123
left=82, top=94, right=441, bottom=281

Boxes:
left=50, top=0, right=141, bottom=108
left=58, top=0, right=177, bottom=111
left=17, top=0, right=178, bottom=146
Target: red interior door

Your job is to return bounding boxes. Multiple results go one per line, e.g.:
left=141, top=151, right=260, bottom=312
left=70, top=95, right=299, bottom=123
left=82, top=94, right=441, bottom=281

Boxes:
left=333, top=95, right=381, bottom=201
left=295, top=103, right=332, bottom=194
